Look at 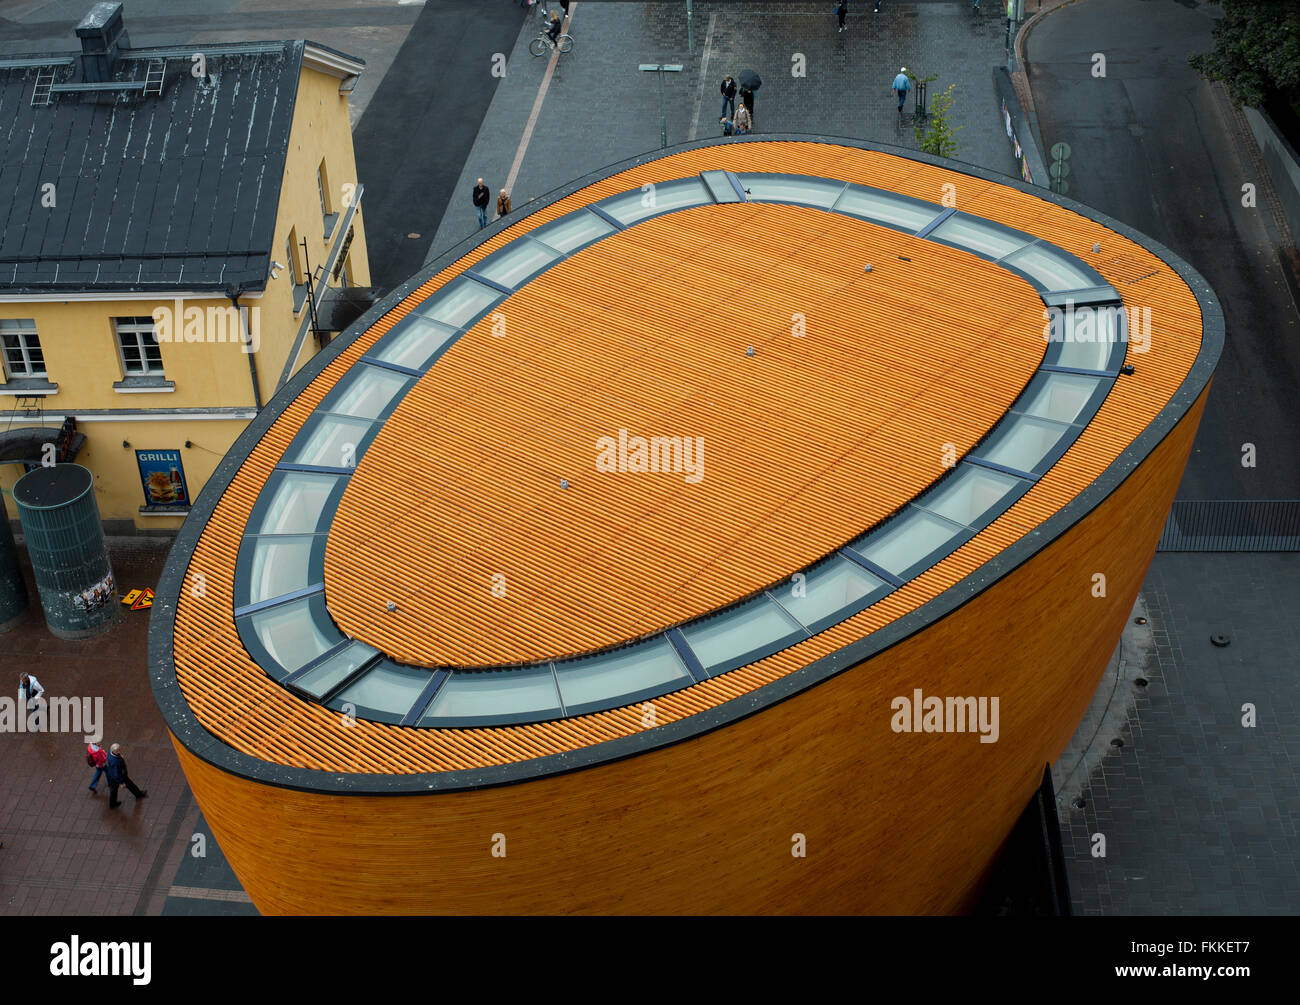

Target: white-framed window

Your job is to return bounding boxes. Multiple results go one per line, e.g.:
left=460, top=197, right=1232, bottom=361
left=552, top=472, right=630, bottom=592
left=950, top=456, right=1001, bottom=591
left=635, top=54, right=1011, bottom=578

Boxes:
left=285, top=232, right=299, bottom=285
left=1, top=319, right=46, bottom=378
left=113, top=316, right=165, bottom=377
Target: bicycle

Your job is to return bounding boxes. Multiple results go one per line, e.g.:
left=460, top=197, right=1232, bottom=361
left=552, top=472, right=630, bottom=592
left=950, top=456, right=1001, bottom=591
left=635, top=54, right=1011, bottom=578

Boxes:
left=529, top=29, right=573, bottom=56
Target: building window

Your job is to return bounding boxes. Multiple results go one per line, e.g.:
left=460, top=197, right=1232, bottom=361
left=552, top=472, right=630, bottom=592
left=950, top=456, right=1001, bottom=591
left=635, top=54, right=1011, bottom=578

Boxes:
left=286, top=227, right=309, bottom=314
left=318, top=159, right=339, bottom=238
left=285, top=231, right=300, bottom=285
left=114, top=317, right=165, bottom=377
left=1, top=319, right=46, bottom=378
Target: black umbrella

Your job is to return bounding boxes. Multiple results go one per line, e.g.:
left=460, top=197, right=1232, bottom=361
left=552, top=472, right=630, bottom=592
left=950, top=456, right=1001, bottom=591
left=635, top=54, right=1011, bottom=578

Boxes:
left=738, top=69, right=762, bottom=91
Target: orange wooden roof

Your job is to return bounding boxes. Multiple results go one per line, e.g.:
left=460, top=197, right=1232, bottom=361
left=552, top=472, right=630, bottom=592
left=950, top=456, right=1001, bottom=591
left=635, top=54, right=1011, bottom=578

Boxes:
left=170, top=141, right=1205, bottom=773
left=324, top=203, right=1048, bottom=667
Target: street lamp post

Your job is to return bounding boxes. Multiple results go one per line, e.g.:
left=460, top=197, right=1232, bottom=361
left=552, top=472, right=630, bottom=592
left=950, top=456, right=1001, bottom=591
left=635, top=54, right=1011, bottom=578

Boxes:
left=639, top=63, right=684, bottom=150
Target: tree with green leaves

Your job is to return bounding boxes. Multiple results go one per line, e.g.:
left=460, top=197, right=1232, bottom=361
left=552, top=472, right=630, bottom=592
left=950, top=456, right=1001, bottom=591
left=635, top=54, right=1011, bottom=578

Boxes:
left=1189, top=0, right=1300, bottom=108
left=915, top=83, right=962, bottom=158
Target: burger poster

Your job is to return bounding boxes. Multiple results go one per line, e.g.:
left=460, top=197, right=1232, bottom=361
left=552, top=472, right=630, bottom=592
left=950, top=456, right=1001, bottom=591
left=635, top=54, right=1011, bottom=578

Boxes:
left=136, top=449, right=190, bottom=508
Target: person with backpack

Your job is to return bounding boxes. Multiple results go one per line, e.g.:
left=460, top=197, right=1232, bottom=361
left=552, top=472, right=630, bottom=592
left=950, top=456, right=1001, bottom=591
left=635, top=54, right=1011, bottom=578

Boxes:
left=86, top=741, right=108, bottom=793
left=836, top=1, right=849, bottom=32
left=720, top=75, right=737, bottom=120
left=472, top=178, right=491, bottom=230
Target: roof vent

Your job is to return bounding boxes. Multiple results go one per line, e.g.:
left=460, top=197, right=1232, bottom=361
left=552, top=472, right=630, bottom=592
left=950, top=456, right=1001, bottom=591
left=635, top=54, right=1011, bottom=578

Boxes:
left=75, top=2, right=130, bottom=83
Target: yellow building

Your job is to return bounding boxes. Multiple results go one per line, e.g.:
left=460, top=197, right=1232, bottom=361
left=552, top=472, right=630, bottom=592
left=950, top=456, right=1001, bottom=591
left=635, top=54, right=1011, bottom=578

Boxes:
left=0, top=3, right=371, bottom=532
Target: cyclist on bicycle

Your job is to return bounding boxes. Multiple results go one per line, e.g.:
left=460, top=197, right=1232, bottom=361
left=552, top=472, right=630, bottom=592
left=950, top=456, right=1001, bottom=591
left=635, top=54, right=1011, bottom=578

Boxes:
left=546, top=10, right=562, bottom=46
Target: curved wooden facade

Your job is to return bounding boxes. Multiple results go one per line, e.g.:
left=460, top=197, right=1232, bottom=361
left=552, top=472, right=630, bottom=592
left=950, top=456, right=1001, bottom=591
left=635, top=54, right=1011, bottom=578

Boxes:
left=150, top=137, right=1222, bottom=914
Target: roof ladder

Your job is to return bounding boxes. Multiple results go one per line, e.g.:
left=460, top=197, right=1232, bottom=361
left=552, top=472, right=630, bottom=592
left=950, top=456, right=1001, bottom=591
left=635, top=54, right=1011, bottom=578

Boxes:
left=31, top=67, right=56, bottom=107
left=142, top=59, right=166, bottom=97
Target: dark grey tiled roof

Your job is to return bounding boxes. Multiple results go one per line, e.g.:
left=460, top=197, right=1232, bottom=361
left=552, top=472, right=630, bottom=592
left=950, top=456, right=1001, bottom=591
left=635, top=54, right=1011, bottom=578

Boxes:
left=0, top=41, right=306, bottom=294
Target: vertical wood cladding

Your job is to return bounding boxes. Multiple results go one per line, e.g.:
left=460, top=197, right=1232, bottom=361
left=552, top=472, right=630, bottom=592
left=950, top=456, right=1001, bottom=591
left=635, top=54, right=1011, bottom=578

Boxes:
left=172, top=385, right=1208, bottom=915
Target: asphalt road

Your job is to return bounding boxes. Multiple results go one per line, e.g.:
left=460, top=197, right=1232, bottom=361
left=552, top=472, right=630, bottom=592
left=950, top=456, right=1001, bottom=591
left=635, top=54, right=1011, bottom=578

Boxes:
left=1026, top=0, right=1300, bottom=500
left=351, top=0, right=526, bottom=294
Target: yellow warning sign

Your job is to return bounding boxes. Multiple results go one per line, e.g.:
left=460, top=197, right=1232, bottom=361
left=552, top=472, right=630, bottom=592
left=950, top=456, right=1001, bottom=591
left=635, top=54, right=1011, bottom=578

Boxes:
left=130, top=588, right=155, bottom=611
left=121, top=589, right=142, bottom=606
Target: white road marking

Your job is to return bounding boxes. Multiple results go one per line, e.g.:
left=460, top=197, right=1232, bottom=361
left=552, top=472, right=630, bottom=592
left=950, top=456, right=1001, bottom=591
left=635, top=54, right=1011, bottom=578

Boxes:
left=503, top=3, right=575, bottom=208
left=687, top=12, right=719, bottom=142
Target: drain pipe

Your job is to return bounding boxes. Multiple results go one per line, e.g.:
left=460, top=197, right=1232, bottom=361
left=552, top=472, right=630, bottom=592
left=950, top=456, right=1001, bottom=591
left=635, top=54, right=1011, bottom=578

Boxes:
left=227, top=283, right=262, bottom=411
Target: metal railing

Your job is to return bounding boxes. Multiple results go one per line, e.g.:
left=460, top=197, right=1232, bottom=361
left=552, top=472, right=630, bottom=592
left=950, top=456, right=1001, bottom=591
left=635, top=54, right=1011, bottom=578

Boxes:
left=1157, top=500, right=1300, bottom=552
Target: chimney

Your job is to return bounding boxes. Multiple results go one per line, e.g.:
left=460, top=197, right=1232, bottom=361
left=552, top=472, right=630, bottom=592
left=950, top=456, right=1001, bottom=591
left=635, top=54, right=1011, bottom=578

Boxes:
left=75, top=3, right=130, bottom=83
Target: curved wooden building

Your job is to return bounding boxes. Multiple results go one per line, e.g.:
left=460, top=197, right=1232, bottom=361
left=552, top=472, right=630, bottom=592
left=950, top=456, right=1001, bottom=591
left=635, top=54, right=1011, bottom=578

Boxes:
left=149, top=138, right=1222, bottom=914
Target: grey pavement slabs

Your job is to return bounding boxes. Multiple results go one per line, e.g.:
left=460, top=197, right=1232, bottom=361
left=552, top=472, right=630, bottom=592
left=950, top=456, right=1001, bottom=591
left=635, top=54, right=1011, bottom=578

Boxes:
left=427, top=1, right=1021, bottom=266
left=1057, top=553, right=1300, bottom=916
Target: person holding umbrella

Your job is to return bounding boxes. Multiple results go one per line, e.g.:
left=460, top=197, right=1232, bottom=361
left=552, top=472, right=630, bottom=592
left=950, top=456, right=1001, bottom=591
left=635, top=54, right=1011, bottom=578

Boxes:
left=738, top=69, right=761, bottom=126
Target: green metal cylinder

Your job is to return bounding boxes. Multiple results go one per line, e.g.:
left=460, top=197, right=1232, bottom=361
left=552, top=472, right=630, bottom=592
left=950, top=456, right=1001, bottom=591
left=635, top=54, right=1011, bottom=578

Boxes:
left=0, top=490, right=28, bottom=632
left=13, top=464, right=119, bottom=639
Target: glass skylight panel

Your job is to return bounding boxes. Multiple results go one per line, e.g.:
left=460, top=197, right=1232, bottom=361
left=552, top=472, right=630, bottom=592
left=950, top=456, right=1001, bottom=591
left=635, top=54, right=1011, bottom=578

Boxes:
left=835, top=185, right=941, bottom=232
left=1045, top=303, right=1125, bottom=371
left=530, top=210, right=616, bottom=253
left=1015, top=372, right=1106, bottom=424
left=1003, top=242, right=1099, bottom=291
left=919, top=464, right=1024, bottom=529
left=680, top=595, right=804, bottom=674
left=737, top=175, right=845, bottom=208
left=284, top=413, right=374, bottom=468
left=556, top=636, right=692, bottom=716
left=335, top=661, right=433, bottom=723
left=290, top=641, right=380, bottom=700
left=930, top=213, right=1032, bottom=259
left=326, top=365, right=412, bottom=420
left=370, top=316, right=460, bottom=371
left=700, top=170, right=741, bottom=203
left=411, top=277, right=502, bottom=328
left=242, top=595, right=338, bottom=676
left=848, top=507, right=968, bottom=579
left=420, top=666, right=563, bottom=726
left=597, top=178, right=711, bottom=225
left=771, top=556, right=888, bottom=632
left=250, top=471, right=342, bottom=535
left=972, top=413, right=1073, bottom=475
left=474, top=238, right=563, bottom=288
left=239, top=534, right=320, bottom=606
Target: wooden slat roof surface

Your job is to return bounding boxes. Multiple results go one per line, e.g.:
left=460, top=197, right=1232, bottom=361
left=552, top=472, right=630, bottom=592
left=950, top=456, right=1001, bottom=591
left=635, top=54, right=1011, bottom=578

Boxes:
left=171, top=142, right=1203, bottom=773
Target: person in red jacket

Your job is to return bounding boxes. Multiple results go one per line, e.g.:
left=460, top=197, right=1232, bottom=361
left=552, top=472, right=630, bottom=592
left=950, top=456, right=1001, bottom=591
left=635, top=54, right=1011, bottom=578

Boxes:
left=86, top=741, right=108, bottom=794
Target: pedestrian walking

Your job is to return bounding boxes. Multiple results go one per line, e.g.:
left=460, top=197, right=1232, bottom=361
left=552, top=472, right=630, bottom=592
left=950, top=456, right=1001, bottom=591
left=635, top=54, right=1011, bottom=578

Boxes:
left=86, top=741, right=108, bottom=793
left=892, top=67, right=911, bottom=117
left=836, top=1, right=848, bottom=32
left=472, top=177, right=490, bottom=229
left=105, top=743, right=148, bottom=809
left=18, top=672, right=43, bottom=729
left=739, top=86, right=755, bottom=124
left=734, top=102, right=752, bottom=135
left=720, top=75, right=736, bottom=120
left=496, top=189, right=512, bottom=220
